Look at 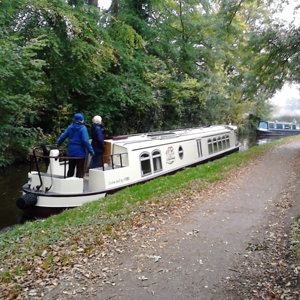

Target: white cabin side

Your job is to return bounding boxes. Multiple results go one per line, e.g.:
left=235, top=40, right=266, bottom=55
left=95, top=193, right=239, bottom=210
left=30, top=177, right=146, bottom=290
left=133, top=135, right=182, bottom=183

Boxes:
left=89, top=125, right=238, bottom=192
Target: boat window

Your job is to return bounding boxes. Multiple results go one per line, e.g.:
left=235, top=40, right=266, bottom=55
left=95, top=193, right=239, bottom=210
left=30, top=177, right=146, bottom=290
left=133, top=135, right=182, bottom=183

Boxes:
left=208, top=139, right=213, bottom=154
left=292, top=125, right=296, bottom=130
left=217, top=137, right=222, bottom=151
left=213, top=137, right=218, bottom=152
left=284, top=124, right=290, bottom=129
left=152, top=150, right=162, bottom=172
left=276, top=124, right=283, bottom=129
left=196, top=140, right=202, bottom=157
left=222, top=135, right=226, bottom=149
left=269, top=123, right=275, bottom=129
left=226, top=135, right=230, bottom=148
left=258, top=121, right=268, bottom=129
left=140, top=152, right=152, bottom=176
left=178, top=146, right=184, bottom=159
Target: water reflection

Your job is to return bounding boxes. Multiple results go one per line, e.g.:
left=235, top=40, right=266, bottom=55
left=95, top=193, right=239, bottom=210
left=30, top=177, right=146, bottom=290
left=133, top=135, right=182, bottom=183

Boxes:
left=239, top=134, right=286, bottom=150
left=256, top=136, right=284, bottom=146
left=0, top=164, right=28, bottom=232
left=239, top=134, right=257, bottom=151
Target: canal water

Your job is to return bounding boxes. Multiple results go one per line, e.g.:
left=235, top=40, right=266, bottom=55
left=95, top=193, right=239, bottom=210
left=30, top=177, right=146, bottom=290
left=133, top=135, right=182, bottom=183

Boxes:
left=0, top=164, right=29, bottom=232
left=0, top=134, right=284, bottom=231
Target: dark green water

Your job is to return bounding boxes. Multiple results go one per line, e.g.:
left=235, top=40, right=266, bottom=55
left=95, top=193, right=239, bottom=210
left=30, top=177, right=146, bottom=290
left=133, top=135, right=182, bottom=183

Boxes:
left=0, top=164, right=29, bottom=232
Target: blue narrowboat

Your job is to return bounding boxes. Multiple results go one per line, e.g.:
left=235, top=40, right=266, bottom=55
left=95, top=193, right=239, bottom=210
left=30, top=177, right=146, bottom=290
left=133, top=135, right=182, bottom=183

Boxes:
left=256, top=120, right=300, bottom=136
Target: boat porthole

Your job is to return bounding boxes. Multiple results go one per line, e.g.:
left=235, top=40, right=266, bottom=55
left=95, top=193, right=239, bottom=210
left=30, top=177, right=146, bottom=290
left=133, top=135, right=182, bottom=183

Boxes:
left=178, top=146, right=184, bottom=159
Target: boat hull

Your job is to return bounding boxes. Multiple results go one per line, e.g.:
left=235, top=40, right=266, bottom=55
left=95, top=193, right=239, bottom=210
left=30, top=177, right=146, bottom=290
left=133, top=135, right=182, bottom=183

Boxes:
left=21, top=145, right=239, bottom=209
left=256, top=129, right=300, bottom=136
left=20, top=188, right=106, bottom=208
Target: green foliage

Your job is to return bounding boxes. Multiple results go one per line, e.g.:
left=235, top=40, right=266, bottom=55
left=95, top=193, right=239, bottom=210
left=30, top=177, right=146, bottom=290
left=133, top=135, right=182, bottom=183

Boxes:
left=0, top=33, right=47, bottom=166
left=0, top=0, right=116, bottom=163
left=0, top=0, right=298, bottom=166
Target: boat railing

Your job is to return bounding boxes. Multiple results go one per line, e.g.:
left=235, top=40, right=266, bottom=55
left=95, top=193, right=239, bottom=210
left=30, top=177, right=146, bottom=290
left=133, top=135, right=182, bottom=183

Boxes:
left=101, top=153, right=128, bottom=171
left=29, top=145, right=86, bottom=190
left=28, top=145, right=128, bottom=190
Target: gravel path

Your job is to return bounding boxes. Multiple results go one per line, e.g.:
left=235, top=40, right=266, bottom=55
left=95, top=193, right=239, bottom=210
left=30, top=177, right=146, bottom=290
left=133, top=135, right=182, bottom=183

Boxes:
left=45, top=139, right=300, bottom=300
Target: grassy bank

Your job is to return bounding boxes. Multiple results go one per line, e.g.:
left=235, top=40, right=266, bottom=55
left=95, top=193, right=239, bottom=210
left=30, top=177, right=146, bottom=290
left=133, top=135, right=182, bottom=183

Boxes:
left=0, top=137, right=291, bottom=297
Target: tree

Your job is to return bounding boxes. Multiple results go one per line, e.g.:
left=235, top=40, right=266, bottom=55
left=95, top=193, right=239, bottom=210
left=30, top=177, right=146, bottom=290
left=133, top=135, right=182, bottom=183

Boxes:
left=0, top=0, right=298, bottom=166
left=0, top=0, right=116, bottom=164
left=0, top=34, right=47, bottom=166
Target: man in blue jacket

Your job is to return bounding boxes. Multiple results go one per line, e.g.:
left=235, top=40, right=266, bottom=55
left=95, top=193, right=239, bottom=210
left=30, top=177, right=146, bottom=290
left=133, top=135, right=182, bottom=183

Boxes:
left=89, top=115, right=105, bottom=169
left=57, top=113, right=94, bottom=178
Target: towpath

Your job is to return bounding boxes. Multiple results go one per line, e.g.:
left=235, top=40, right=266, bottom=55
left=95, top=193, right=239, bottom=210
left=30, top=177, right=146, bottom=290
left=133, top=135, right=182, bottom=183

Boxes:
left=46, top=138, right=300, bottom=299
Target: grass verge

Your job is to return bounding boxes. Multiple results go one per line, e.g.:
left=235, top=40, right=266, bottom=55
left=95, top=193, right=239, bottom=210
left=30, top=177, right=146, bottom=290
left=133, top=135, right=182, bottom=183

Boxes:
left=0, top=136, right=294, bottom=296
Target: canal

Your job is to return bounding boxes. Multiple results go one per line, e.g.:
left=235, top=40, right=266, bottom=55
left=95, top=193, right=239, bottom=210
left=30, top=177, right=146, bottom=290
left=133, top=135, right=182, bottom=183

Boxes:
left=0, top=134, right=284, bottom=231
left=0, top=164, right=29, bottom=232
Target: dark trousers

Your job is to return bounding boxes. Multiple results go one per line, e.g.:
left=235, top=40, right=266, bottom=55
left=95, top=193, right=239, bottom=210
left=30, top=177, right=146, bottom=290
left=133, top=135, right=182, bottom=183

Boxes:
left=89, top=152, right=103, bottom=169
left=67, top=158, right=85, bottom=178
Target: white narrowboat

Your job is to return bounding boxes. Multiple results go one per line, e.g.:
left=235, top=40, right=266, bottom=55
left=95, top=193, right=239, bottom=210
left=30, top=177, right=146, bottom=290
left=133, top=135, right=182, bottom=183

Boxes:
left=17, top=125, right=240, bottom=209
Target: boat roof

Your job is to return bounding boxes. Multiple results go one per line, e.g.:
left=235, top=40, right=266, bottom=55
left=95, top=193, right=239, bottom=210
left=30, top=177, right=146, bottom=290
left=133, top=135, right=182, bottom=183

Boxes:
left=263, top=120, right=299, bottom=125
left=106, top=125, right=236, bottom=150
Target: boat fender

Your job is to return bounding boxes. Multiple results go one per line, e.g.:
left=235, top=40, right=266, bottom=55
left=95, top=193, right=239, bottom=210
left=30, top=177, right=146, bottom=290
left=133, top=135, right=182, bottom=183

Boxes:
left=16, top=193, right=38, bottom=209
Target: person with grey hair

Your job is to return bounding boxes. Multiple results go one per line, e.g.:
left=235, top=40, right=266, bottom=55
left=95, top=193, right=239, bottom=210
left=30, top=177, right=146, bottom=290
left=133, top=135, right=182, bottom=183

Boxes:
left=89, top=115, right=105, bottom=169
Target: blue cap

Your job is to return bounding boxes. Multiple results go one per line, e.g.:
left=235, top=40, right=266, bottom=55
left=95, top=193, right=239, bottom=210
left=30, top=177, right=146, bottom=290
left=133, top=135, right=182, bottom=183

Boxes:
left=74, top=113, right=84, bottom=122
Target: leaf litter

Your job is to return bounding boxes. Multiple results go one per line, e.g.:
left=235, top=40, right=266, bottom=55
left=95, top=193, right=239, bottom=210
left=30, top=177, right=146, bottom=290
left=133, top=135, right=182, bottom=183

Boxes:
left=0, top=146, right=299, bottom=299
